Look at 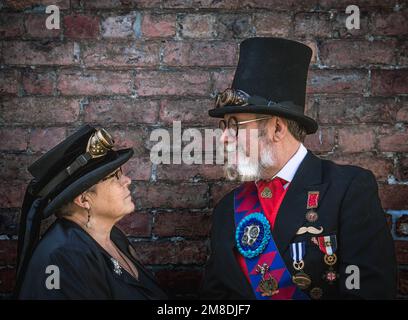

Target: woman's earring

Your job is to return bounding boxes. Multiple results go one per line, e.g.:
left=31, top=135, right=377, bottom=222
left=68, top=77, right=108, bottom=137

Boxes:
left=86, top=208, right=91, bottom=229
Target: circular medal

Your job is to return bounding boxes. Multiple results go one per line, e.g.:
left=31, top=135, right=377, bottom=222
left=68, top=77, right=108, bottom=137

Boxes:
left=323, top=269, right=339, bottom=284
left=292, top=271, right=311, bottom=290
left=235, top=213, right=271, bottom=258
left=305, top=210, right=319, bottom=222
left=324, top=253, right=337, bottom=266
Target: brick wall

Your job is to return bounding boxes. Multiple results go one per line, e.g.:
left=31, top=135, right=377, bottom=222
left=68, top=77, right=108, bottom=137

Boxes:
left=0, top=0, right=407, bottom=299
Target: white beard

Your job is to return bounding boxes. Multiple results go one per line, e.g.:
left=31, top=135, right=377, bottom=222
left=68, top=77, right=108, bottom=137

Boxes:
left=224, top=140, right=277, bottom=181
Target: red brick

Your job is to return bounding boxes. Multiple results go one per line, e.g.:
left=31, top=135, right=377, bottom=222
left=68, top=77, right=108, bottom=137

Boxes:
left=64, top=15, right=100, bottom=39
left=0, top=268, right=16, bottom=293
left=22, top=69, right=55, bottom=95
left=155, top=269, right=203, bottom=295
left=379, top=185, right=408, bottom=210
left=135, top=70, right=210, bottom=97
left=396, top=99, right=408, bottom=122
left=212, top=69, right=235, bottom=93
left=116, top=212, right=152, bottom=237
left=337, top=126, right=376, bottom=153
left=123, top=156, right=152, bottom=181
left=154, top=211, right=211, bottom=237
left=378, top=126, right=408, bottom=152
left=0, top=181, right=26, bottom=208
left=395, top=241, right=408, bottom=265
left=0, top=69, right=19, bottom=95
left=216, top=14, right=252, bottom=39
left=28, top=127, right=66, bottom=153
left=84, top=98, right=159, bottom=124
left=25, top=14, right=61, bottom=38
left=371, top=10, right=408, bottom=36
left=0, top=154, right=32, bottom=181
left=163, top=41, right=237, bottom=67
left=109, top=128, right=149, bottom=156
left=156, top=164, right=223, bottom=181
left=0, top=14, right=24, bottom=38
left=211, top=182, right=240, bottom=206
left=294, top=12, right=332, bottom=38
left=141, top=13, right=176, bottom=38
left=371, top=70, right=408, bottom=96
left=396, top=157, right=408, bottom=181
left=83, top=41, right=160, bottom=67
left=134, top=183, right=208, bottom=209
left=58, top=70, right=132, bottom=96
left=254, top=12, right=291, bottom=37
left=0, top=128, right=28, bottom=151
left=307, top=70, right=368, bottom=94
left=318, top=96, right=398, bottom=124
left=3, top=41, right=77, bottom=66
left=0, top=240, right=17, bottom=266
left=101, top=13, right=138, bottom=39
left=159, top=99, right=217, bottom=126
left=179, top=14, right=216, bottom=39
left=397, top=41, right=408, bottom=66
left=0, top=97, right=79, bottom=124
left=320, top=40, right=396, bottom=67
left=398, top=269, right=408, bottom=296
left=304, top=127, right=336, bottom=153
left=131, top=240, right=208, bottom=265
left=327, top=154, right=394, bottom=181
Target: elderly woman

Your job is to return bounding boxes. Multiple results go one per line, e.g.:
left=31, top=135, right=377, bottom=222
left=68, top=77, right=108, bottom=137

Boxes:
left=15, top=125, right=167, bottom=300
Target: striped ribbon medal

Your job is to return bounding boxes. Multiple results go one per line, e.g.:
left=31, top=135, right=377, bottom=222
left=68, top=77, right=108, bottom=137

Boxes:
left=317, top=235, right=339, bottom=284
left=290, top=242, right=311, bottom=290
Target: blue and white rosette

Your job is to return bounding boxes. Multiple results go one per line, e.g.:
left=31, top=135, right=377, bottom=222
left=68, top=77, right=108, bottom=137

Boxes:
left=235, top=212, right=271, bottom=258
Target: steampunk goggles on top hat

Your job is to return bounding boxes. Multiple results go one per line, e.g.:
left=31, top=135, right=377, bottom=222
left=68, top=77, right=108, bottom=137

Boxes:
left=38, top=128, right=114, bottom=197
left=215, top=88, right=280, bottom=109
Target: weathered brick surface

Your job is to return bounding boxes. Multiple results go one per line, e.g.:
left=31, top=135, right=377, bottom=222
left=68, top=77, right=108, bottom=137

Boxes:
left=0, top=1, right=407, bottom=299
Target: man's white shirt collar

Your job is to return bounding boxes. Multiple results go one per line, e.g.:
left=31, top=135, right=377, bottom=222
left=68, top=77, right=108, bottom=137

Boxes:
left=273, top=143, right=308, bottom=189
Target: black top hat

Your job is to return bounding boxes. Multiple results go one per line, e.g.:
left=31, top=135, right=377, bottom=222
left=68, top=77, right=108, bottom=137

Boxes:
left=15, top=125, right=133, bottom=294
left=209, top=37, right=318, bottom=134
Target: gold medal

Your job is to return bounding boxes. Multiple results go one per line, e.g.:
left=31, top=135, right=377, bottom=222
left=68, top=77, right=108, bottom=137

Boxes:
left=292, top=271, right=311, bottom=290
left=259, top=276, right=279, bottom=296
left=324, top=253, right=337, bottom=266
left=261, top=187, right=272, bottom=198
left=256, top=263, right=279, bottom=296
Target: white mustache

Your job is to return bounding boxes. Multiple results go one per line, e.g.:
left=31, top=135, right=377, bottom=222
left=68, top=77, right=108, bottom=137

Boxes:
left=296, top=226, right=324, bottom=235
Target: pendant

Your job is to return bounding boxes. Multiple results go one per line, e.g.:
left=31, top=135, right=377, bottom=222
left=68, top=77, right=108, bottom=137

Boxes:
left=261, top=187, right=272, bottom=198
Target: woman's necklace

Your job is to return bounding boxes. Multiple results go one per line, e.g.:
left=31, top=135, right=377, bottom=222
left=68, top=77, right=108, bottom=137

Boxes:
left=111, top=243, right=139, bottom=280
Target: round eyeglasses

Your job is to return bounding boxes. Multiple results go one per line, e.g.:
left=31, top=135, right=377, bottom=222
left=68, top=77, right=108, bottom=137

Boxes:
left=218, top=116, right=273, bottom=137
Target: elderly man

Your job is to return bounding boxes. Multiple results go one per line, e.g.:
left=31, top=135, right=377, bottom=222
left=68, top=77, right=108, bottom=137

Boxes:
left=201, top=37, right=396, bottom=300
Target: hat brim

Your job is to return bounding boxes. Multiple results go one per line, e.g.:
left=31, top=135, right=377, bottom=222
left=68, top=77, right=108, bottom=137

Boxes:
left=43, top=148, right=134, bottom=218
left=208, top=104, right=318, bottom=134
